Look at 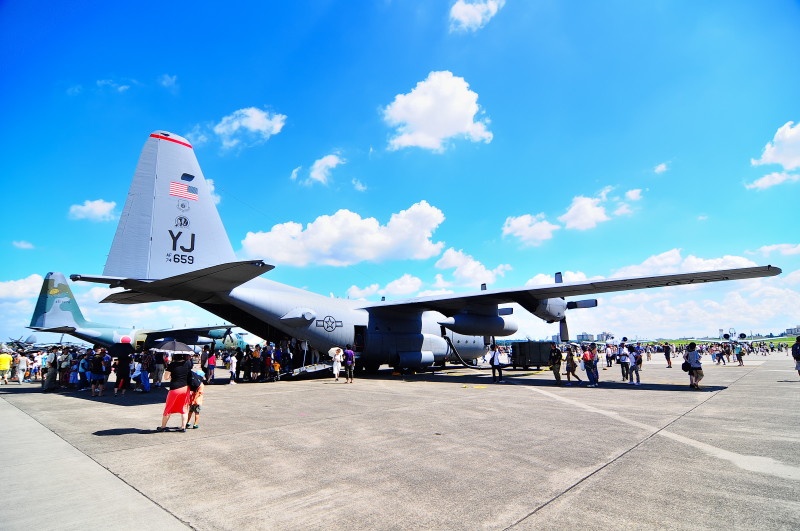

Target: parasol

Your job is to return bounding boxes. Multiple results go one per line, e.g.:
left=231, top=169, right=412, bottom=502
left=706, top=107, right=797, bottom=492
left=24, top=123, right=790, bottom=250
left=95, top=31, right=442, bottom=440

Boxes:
left=152, top=340, right=194, bottom=355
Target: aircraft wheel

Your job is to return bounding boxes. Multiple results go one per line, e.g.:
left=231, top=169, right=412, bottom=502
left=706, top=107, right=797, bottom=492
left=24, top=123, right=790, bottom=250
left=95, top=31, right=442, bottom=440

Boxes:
left=362, top=362, right=380, bottom=374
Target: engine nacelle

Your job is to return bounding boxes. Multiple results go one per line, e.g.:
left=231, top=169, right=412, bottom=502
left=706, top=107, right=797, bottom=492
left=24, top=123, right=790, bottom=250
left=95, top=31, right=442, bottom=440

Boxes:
left=393, top=333, right=449, bottom=367
left=531, top=298, right=567, bottom=322
left=438, top=314, right=518, bottom=336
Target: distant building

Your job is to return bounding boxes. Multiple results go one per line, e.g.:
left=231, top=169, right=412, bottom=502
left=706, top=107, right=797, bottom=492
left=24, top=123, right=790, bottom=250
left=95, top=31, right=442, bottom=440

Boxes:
left=785, top=325, right=800, bottom=336
left=576, top=332, right=594, bottom=341
left=552, top=334, right=561, bottom=343
left=596, top=332, right=613, bottom=342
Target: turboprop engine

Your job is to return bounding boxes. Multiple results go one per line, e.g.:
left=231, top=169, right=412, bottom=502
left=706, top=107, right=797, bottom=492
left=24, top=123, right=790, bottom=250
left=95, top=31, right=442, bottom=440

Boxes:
left=438, top=314, right=518, bottom=336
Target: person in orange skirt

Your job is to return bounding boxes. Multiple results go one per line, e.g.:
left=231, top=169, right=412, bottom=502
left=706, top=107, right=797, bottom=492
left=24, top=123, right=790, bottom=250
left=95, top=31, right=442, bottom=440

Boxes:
left=156, top=354, right=193, bottom=432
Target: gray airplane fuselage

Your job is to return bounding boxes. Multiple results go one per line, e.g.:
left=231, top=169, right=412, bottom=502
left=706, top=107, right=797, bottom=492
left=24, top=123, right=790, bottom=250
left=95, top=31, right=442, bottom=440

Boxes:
left=220, top=277, right=487, bottom=367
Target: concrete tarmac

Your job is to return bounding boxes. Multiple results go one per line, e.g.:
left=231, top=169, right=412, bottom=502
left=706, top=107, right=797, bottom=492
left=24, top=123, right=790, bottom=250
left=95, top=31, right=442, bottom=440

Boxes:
left=1, top=352, right=798, bottom=530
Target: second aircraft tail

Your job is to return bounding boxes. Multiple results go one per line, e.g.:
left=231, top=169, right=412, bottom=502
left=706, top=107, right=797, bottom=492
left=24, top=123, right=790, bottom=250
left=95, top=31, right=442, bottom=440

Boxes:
left=29, top=272, right=88, bottom=331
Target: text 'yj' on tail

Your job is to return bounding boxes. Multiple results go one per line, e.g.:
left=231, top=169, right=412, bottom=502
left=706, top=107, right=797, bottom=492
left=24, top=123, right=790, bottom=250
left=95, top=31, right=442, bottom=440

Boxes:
left=29, top=272, right=87, bottom=330
left=103, top=131, right=236, bottom=280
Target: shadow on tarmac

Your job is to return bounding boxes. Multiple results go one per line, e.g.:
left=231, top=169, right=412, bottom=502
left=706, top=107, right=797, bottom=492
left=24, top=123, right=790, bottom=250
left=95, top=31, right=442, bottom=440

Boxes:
left=328, top=367, right=732, bottom=392
left=93, top=427, right=159, bottom=436
left=0, top=384, right=169, bottom=405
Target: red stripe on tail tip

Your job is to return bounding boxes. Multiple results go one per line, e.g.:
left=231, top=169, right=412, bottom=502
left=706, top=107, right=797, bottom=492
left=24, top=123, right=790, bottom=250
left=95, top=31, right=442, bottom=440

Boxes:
left=150, top=134, right=192, bottom=149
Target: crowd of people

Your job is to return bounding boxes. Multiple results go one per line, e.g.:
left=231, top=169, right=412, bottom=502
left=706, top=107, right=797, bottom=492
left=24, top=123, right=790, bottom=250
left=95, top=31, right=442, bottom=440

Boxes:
left=0, top=335, right=358, bottom=395
left=2, top=336, right=797, bottom=411
left=540, top=336, right=800, bottom=390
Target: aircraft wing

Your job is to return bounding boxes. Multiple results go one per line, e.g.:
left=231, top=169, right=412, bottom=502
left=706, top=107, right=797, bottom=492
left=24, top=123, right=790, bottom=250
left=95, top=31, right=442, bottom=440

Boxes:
left=359, top=265, right=781, bottom=316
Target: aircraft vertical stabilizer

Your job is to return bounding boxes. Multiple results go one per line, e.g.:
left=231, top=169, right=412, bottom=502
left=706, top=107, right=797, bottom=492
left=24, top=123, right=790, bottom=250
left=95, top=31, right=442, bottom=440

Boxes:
left=30, top=272, right=88, bottom=329
left=103, top=131, right=236, bottom=280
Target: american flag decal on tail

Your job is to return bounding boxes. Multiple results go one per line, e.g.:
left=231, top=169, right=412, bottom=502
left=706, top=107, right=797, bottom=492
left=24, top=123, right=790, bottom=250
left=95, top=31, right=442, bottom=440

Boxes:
left=169, top=182, right=199, bottom=201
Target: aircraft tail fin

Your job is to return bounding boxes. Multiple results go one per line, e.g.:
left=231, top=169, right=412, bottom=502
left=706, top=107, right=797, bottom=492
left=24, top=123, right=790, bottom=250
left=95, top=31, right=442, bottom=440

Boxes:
left=103, top=131, right=236, bottom=280
left=29, top=272, right=88, bottom=330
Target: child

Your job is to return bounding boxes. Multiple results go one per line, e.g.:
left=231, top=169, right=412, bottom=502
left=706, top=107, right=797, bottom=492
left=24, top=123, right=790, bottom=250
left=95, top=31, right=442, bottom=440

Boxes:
left=186, top=370, right=205, bottom=429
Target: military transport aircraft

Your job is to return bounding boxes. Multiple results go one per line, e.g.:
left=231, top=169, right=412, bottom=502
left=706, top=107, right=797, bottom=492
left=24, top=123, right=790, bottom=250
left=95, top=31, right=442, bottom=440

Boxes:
left=30, top=271, right=234, bottom=349
left=71, top=131, right=782, bottom=371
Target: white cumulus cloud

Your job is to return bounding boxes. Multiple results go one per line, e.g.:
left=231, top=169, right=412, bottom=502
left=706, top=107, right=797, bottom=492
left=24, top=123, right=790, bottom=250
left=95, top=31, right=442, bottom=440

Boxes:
left=614, top=204, right=633, bottom=216
left=449, top=0, right=505, bottom=32
left=525, top=271, right=595, bottom=287
left=745, top=171, right=799, bottom=190
left=384, top=274, right=424, bottom=295
left=12, top=241, right=34, bottom=249
left=241, top=201, right=445, bottom=266
left=308, top=154, right=345, bottom=185
left=784, top=270, right=800, bottom=285
left=751, top=121, right=800, bottom=171
left=346, top=284, right=380, bottom=299
left=206, top=179, right=221, bottom=205
left=383, top=71, right=492, bottom=152
left=502, top=214, right=560, bottom=246
left=758, top=243, right=800, bottom=256
left=184, top=124, right=209, bottom=146
left=654, top=162, right=668, bottom=174
left=159, top=74, right=177, bottom=88
left=352, top=178, right=367, bottom=192
left=96, top=79, right=131, bottom=92
left=350, top=274, right=424, bottom=298
left=213, top=107, right=287, bottom=149
left=558, top=196, right=610, bottom=230
left=435, top=248, right=511, bottom=288
left=625, top=189, right=643, bottom=201
left=611, top=249, right=757, bottom=278
left=68, top=199, right=117, bottom=222
left=0, top=274, right=43, bottom=299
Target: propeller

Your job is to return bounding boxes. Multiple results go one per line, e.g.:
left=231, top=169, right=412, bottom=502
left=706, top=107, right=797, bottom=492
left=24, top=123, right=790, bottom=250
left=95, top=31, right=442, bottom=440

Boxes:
left=554, top=272, right=597, bottom=342
left=560, top=319, right=570, bottom=343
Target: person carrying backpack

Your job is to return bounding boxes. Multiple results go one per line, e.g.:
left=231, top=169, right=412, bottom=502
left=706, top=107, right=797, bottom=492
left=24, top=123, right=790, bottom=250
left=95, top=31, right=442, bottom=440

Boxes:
left=138, top=350, right=154, bottom=392
left=186, top=370, right=205, bottom=430
left=90, top=351, right=106, bottom=397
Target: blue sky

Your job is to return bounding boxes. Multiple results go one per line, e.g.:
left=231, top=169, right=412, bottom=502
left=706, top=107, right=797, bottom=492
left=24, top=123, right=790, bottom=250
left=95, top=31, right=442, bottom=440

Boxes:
left=1, top=0, right=799, bottom=343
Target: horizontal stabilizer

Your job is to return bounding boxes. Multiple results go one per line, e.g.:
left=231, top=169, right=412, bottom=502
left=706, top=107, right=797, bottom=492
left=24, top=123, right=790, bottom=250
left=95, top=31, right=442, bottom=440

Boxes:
left=101, top=291, right=174, bottom=305
left=28, top=326, right=77, bottom=334
left=75, top=260, right=273, bottom=305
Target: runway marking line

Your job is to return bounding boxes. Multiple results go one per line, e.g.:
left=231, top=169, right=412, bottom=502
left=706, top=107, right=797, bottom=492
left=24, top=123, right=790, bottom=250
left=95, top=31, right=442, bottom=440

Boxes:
left=504, top=364, right=800, bottom=529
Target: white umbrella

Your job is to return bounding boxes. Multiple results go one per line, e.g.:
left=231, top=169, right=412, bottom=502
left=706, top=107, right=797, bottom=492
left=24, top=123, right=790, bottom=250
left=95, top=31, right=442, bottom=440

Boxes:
left=328, top=347, right=342, bottom=357
left=152, top=340, right=194, bottom=355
